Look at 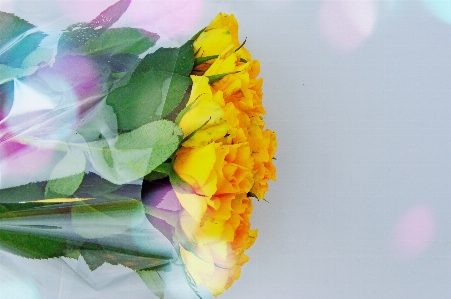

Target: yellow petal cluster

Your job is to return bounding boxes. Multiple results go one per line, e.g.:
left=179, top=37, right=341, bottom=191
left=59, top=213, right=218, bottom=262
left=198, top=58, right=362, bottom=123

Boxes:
left=179, top=194, right=257, bottom=295
left=173, top=13, right=276, bottom=296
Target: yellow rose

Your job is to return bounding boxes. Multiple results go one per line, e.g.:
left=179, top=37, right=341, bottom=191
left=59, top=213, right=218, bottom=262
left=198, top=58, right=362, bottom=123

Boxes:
left=173, top=142, right=254, bottom=198
left=178, top=75, right=228, bottom=148
left=210, top=61, right=266, bottom=117
left=173, top=143, right=222, bottom=197
left=171, top=13, right=277, bottom=296
left=250, top=129, right=277, bottom=199
left=203, top=46, right=237, bottom=76
left=198, top=44, right=265, bottom=118
left=194, top=13, right=251, bottom=61
left=179, top=194, right=257, bottom=296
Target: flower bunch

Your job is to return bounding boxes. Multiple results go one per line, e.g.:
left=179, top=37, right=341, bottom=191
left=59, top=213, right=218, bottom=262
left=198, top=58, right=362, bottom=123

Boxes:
left=172, top=13, right=277, bottom=296
left=0, top=1, right=276, bottom=297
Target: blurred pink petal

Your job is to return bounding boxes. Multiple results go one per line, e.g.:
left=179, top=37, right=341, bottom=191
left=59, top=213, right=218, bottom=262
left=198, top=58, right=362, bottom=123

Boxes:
left=1, top=146, right=55, bottom=177
left=36, top=56, right=103, bottom=116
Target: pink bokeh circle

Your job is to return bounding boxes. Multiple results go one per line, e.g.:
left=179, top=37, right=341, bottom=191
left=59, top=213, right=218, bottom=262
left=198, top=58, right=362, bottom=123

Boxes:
left=392, top=204, right=435, bottom=260
left=120, top=0, right=203, bottom=39
left=319, top=0, right=377, bottom=53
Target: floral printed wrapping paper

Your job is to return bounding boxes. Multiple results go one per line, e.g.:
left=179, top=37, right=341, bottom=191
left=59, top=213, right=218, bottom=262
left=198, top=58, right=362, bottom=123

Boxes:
left=0, top=0, right=276, bottom=298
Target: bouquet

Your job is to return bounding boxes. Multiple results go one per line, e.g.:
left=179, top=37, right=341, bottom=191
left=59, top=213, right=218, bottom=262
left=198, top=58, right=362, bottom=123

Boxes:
left=0, top=0, right=277, bottom=297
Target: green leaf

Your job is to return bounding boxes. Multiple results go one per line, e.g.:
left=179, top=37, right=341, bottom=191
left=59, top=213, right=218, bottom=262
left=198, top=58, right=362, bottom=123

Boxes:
left=143, top=162, right=172, bottom=182
left=81, top=249, right=170, bottom=272
left=87, top=120, right=182, bottom=185
left=153, top=163, right=173, bottom=175
left=71, top=200, right=175, bottom=270
left=76, top=100, right=118, bottom=142
left=74, top=173, right=123, bottom=197
left=79, top=28, right=158, bottom=56
left=0, top=182, right=45, bottom=204
left=64, top=249, right=81, bottom=260
left=134, top=40, right=194, bottom=77
left=0, top=12, right=33, bottom=45
left=106, top=70, right=192, bottom=131
left=207, top=72, right=229, bottom=84
left=190, top=27, right=206, bottom=41
left=181, top=117, right=211, bottom=144
left=21, top=48, right=53, bottom=68
left=57, top=24, right=97, bottom=57
left=144, top=171, right=169, bottom=182
left=45, top=148, right=86, bottom=198
left=45, top=173, right=85, bottom=199
left=138, top=270, right=166, bottom=299
left=163, top=86, right=191, bottom=123
left=0, top=199, right=174, bottom=265
left=0, top=64, right=38, bottom=84
left=79, top=249, right=105, bottom=270
left=93, top=53, right=140, bottom=91
left=174, top=96, right=198, bottom=125
left=194, top=55, right=218, bottom=66
left=0, top=230, right=70, bottom=259
left=0, top=12, right=47, bottom=67
left=71, top=200, right=145, bottom=239
left=106, top=39, right=194, bottom=130
left=0, top=203, right=75, bottom=259
left=57, top=0, right=131, bottom=56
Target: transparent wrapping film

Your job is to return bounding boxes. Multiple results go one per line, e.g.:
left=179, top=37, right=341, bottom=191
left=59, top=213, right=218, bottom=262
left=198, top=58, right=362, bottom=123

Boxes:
left=0, top=1, right=277, bottom=298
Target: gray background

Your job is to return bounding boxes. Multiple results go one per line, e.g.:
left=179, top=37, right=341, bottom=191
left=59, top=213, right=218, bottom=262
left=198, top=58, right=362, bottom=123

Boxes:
left=223, top=1, right=451, bottom=299
left=2, top=0, right=451, bottom=298
left=222, top=0, right=451, bottom=298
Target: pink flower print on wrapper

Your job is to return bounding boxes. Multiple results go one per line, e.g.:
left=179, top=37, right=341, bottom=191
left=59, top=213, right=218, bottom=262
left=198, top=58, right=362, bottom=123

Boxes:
left=0, top=111, right=55, bottom=188
left=0, top=56, right=101, bottom=188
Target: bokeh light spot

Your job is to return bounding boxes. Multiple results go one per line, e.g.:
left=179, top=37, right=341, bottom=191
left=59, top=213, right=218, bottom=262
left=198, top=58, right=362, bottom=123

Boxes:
left=422, top=0, right=451, bottom=24
left=115, top=0, right=203, bottom=40
left=392, top=204, right=435, bottom=260
left=0, top=279, right=41, bottom=299
left=319, top=0, right=377, bottom=52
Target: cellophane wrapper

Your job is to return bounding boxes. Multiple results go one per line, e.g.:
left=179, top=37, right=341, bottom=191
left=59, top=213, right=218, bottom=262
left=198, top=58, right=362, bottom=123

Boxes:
left=0, top=1, right=235, bottom=298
